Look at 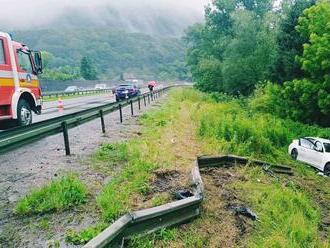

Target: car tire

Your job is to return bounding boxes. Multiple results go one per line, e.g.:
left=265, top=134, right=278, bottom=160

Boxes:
left=324, top=163, right=330, bottom=176
left=291, top=149, right=298, bottom=160
left=17, top=99, right=32, bottom=126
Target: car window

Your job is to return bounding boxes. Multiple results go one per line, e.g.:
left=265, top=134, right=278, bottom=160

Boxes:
left=315, top=141, right=323, bottom=152
left=0, top=39, right=5, bottom=64
left=300, top=138, right=314, bottom=149
left=17, top=50, right=33, bottom=73
left=324, top=143, right=330, bottom=153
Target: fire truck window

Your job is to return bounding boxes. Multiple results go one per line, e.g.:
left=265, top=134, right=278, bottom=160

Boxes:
left=0, top=40, right=5, bottom=64
left=17, top=51, right=33, bottom=73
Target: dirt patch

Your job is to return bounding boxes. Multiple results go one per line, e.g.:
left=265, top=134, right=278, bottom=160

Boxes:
left=151, top=170, right=182, bottom=193
left=199, top=166, right=255, bottom=247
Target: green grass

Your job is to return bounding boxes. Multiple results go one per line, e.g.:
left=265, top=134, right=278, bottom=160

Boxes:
left=67, top=88, right=329, bottom=247
left=15, top=174, right=87, bottom=215
left=65, top=223, right=108, bottom=245
left=232, top=167, right=325, bottom=248
left=97, top=156, right=157, bottom=221
left=124, top=88, right=330, bottom=247
left=128, top=228, right=178, bottom=248
left=90, top=143, right=130, bottom=173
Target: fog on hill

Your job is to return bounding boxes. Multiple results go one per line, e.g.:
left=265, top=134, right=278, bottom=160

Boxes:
left=1, top=0, right=210, bottom=36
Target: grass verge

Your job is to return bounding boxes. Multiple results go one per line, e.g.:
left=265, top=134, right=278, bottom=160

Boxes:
left=15, top=174, right=87, bottom=215
left=69, top=88, right=330, bottom=247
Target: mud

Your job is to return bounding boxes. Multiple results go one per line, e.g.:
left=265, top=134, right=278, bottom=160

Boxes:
left=200, top=167, right=255, bottom=247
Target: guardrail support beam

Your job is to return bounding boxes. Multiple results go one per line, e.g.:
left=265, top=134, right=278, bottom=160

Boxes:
left=130, top=100, right=134, bottom=116
left=138, top=97, right=141, bottom=110
left=143, top=95, right=146, bottom=107
left=119, top=104, right=123, bottom=123
left=99, top=110, right=106, bottom=133
left=61, top=121, right=71, bottom=156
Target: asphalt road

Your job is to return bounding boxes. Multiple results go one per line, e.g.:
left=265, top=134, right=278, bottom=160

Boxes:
left=34, top=88, right=150, bottom=123
left=34, top=93, right=116, bottom=123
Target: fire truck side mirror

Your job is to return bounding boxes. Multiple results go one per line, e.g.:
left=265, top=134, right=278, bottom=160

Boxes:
left=34, top=51, right=43, bottom=74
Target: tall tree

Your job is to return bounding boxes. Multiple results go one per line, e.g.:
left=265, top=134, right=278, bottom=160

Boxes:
left=272, top=0, right=316, bottom=83
left=185, top=0, right=275, bottom=94
left=80, top=56, right=98, bottom=80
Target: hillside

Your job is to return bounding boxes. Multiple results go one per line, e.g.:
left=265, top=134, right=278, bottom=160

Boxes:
left=13, top=29, right=189, bottom=81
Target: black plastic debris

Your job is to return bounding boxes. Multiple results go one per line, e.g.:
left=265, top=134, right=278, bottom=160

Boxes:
left=174, top=190, right=194, bottom=200
left=233, top=206, right=258, bottom=221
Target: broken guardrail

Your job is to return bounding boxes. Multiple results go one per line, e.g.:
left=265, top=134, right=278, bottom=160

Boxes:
left=83, top=155, right=292, bottom=248
left=0, top=87, right=171, bottom=155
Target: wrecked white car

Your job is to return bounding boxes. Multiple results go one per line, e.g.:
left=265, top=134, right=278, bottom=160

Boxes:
left=289, top=137, right=330, bottom=175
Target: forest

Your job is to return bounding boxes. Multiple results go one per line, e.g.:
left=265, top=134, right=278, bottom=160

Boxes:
left=185, top=0, right=330, bottom=127
left=13, top=29, right=189, bottom=81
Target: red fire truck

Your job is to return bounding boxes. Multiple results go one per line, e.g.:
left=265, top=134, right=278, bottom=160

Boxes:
left=0, top=31, right=43, bottom=128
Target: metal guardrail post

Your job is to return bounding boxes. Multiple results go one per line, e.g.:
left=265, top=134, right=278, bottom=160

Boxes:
left=151, top=93, right=154, bottom=101
left=61, top=121, right=71, bottom=156
left=148, top=94, right=150, bottom=104
left=143, top=95, right=146, bottom=107
left=130, top=100, right=134, bottom=116
left=99, top=110, right=106, bottom=134
left=119, top=104, right=123, bottom=123
left=138, top=97, right=141, bottom=110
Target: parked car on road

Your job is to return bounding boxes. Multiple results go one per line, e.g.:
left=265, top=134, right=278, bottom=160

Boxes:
left=64, top=86, right=79, bottom=92
left=288, top=137, right=330, bottom=175
left=115, top=84, right=141, bottom=102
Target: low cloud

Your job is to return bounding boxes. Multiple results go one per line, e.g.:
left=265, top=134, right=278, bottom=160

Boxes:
left=0, top=0, right=211, bottom=32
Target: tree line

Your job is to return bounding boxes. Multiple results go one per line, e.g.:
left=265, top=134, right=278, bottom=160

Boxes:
left=185, top=0, right=330, bottom=126
left=13, top=29, right=189, bottom=81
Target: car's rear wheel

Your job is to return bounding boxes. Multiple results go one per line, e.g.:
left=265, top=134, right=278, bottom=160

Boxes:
left=324, top=163, right=330, bottom=176
left=291, top=149, right=298, bottom=160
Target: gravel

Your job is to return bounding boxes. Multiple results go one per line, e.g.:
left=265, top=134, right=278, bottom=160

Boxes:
left=0, top=95, right=167, bottom=248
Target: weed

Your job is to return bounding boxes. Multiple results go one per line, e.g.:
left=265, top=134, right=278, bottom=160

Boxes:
left=151, top=193, right=171, bottom=207
left=128, top=228, right=177, bottom=248
left=65, top=223, right=108, bottom=245
left=15, top=174, right=87, bottom=215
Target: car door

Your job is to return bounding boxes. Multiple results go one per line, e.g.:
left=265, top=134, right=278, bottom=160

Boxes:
left=298, top=138, right=314, bottom=164
left=309, top=141, right=324, bottom=169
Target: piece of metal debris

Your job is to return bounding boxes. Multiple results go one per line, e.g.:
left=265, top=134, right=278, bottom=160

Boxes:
left=233, top=206, right=258, bottom=221
left=174, top=190, right=194, bottom=200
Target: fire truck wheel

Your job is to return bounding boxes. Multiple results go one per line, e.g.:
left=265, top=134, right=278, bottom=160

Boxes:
left=17, top=99, right=32, bottom=126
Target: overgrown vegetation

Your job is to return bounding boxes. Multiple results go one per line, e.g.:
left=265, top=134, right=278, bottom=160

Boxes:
left=186, top=0, right=330, bottom=126
left=15, top=174, right=87, bottom=215
left=121, top=89, right=330, bottom=247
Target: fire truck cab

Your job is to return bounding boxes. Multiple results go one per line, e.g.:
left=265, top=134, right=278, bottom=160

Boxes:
left=0, top=32, right=43, bottom=128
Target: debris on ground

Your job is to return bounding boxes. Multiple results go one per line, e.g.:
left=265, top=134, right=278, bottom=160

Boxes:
left=174, top=190, right=194, bottom=200
left=232, top=206, right=258, bottom=221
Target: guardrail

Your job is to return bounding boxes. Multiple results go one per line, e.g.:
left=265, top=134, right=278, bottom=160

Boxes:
left=83, top=155, right=292, bottom=248
left=42, top=89, right=113, bottom=98
left=84, top=160, right=204, bottom=248
left=0, top=87, right=170, bottom=155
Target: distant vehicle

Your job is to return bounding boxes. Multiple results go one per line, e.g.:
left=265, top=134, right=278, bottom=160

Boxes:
left=64, top=86, right=79, bottom=92
left=95, top=84, right=107, bottom=90
left=115, top=84, right=140, bottom=102
left=0, top=31, right=43, bottom=127
left=289, top=137, right=330, bottom=175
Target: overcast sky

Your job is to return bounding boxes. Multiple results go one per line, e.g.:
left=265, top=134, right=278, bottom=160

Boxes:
left=0, top=0, right=212, bottom=30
